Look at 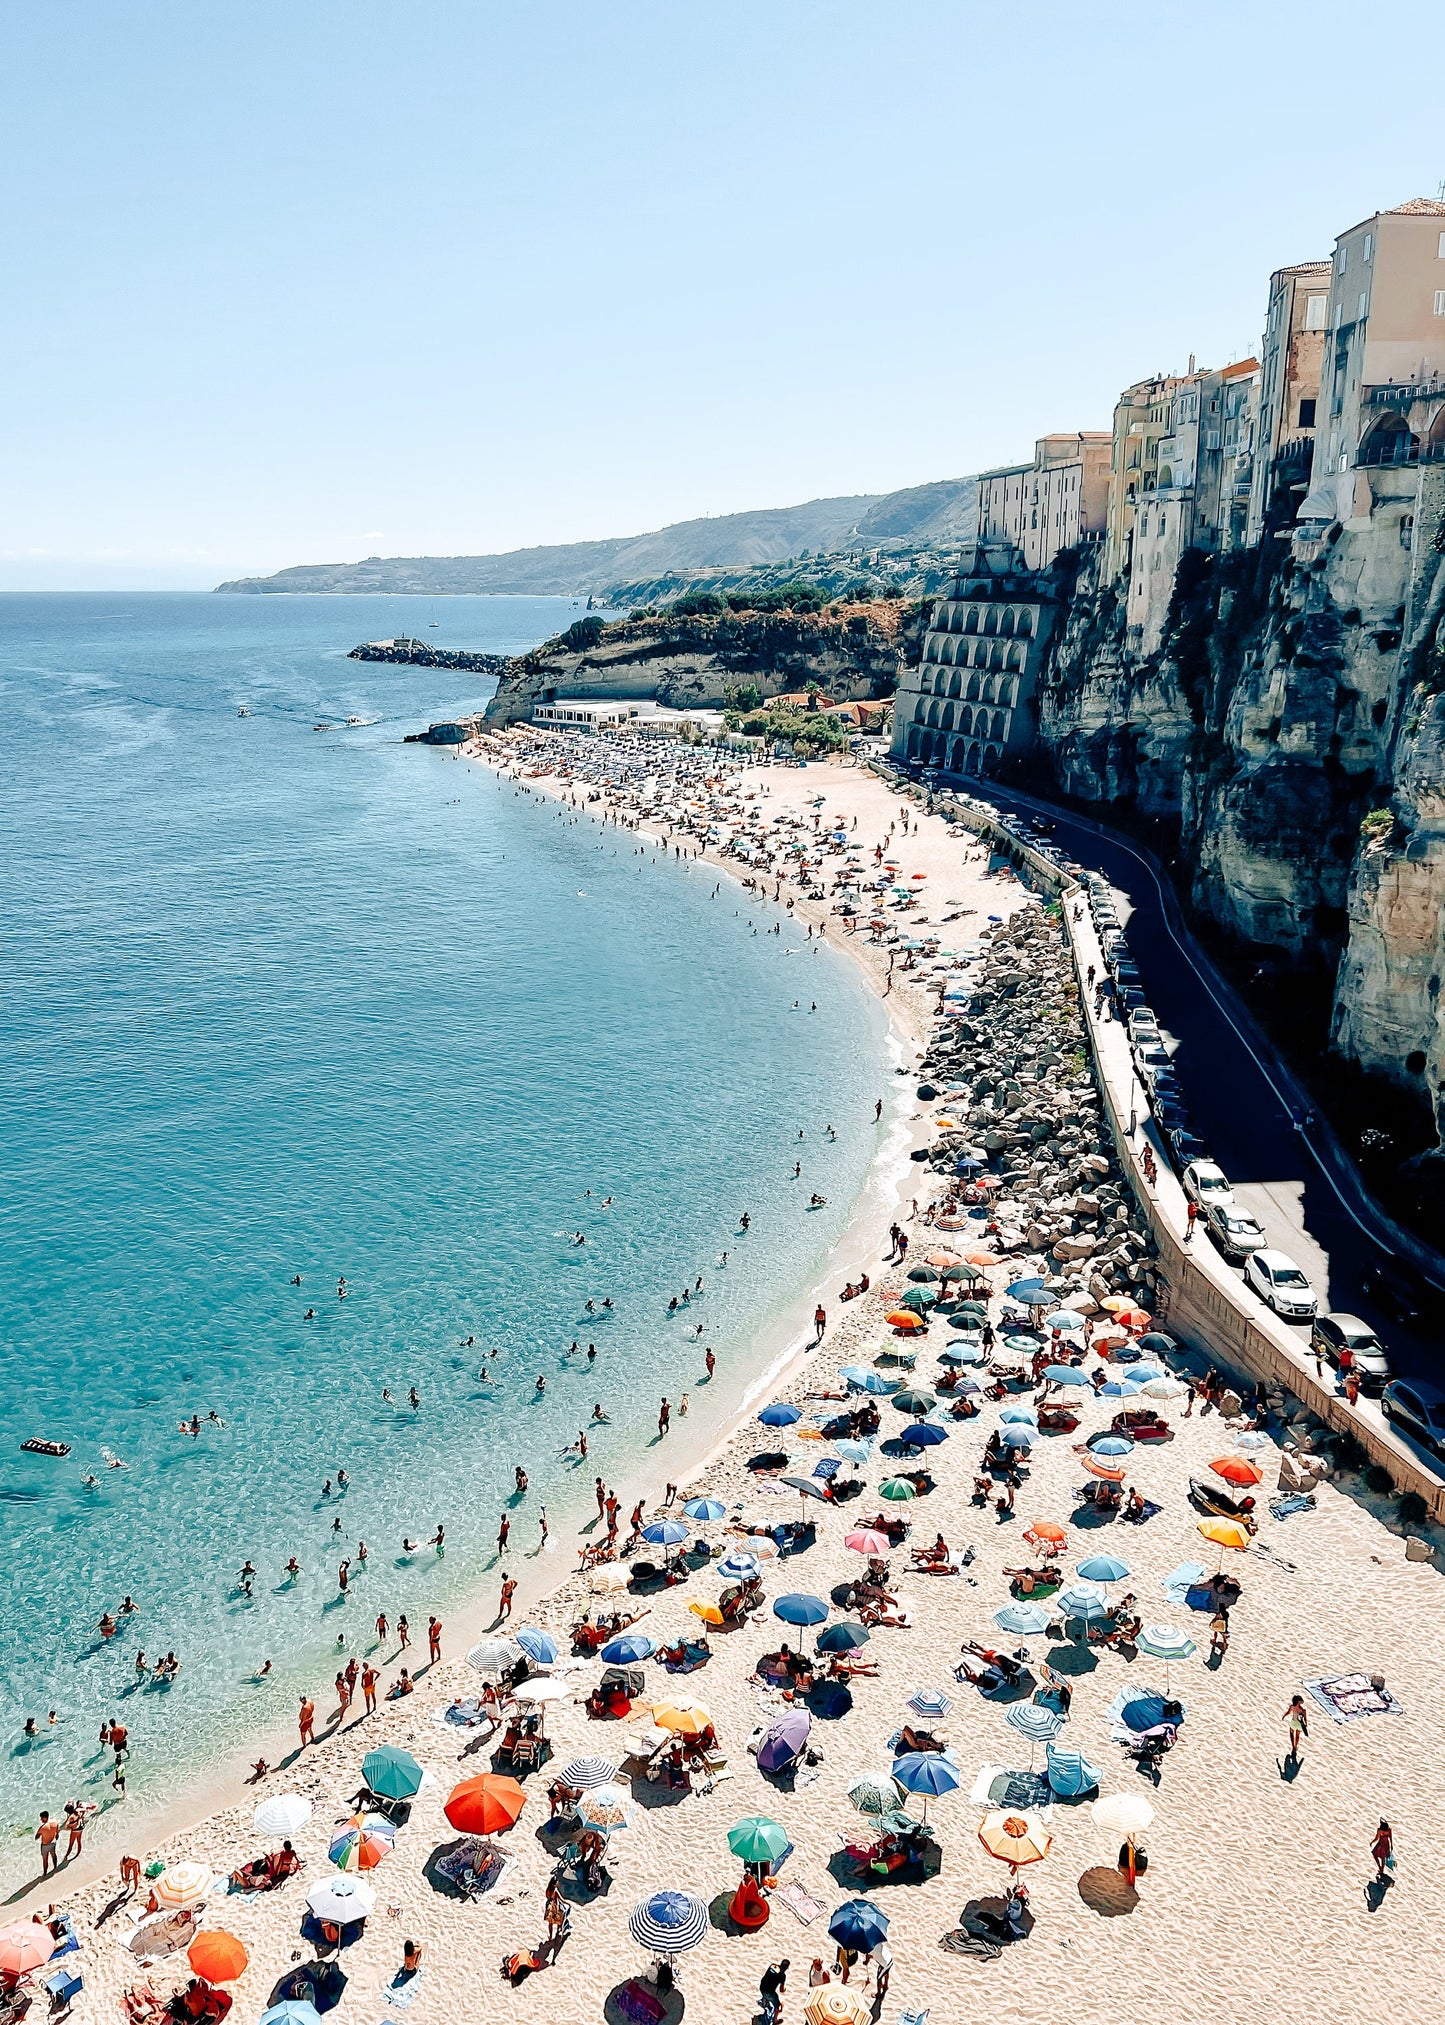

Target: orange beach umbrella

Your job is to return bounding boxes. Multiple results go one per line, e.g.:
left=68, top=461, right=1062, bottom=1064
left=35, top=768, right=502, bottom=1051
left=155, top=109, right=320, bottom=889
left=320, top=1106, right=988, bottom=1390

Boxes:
left=187, top=1932, right=248, bottom=1983
left=0, top=1925, right=56, bottom=1980
left=885, top=1311, right=925, bottom=1332
left=1210, top=1456, right=1263, bottom=1487
left=978, top=1808, right=1053, bottom=1873
left=444, top=1774, right=527, bottom=1835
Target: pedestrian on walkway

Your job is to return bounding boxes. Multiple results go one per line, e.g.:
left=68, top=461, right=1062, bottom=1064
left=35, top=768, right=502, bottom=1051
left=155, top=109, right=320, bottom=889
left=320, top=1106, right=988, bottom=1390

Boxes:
left=1372, top=1819, right=1394, bottom=1884
left=1283, top=1694, right=1308, bottom=1762
left=1185, top=1201, right=1198, bottom=1244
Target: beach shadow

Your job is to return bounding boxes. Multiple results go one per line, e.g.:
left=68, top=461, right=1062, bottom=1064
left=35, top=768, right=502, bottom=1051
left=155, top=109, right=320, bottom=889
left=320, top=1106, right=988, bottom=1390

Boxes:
left=1068, top=1508, right=1117, bottom=1530
left=604, top=1981, right=684, bottom=2025
left=1077, top=1866, right=1138, bottom=1917
left=1364, top=1876, right=1393, bottom=1912
left=1277, top=1755, right=1302, bottom=1783
left=1042, top=1643, right=1098, bottom=1677
left=630, top=1779, right=689, bottom=1812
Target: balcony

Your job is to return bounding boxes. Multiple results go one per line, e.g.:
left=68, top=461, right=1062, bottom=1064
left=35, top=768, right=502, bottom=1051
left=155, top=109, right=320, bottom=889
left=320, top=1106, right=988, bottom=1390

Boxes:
left=1356, top=434, right=1445, bottom=469
left=1365, top=378, right=1445, bottom=408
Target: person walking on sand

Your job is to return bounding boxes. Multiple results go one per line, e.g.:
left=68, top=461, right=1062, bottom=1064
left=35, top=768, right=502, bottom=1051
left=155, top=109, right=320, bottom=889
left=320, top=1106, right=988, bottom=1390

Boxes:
left=375, top=1611, right=389, bottom=1648
left=64, top=1802, right=86, bottom=1861
left=298, top=1696, right=316, bottom=1747
left=759, top=1958, right=789, bottom=2024
left=1284, top=1694, right=1308, bottom=1764
left=499, top=1576, right=517, bottom=1619
left=362, top=1664, right=379, bottom=1715
left=813, top=1305, right=827, bottom=1344
left=658, top=1398, right=671, bottom=1437
left=428, top=1616, right=442, bottom=1663
left=1209, top=1609, right=1230, bottom=1663
left=1372, top=1818, right=1394, bottom=1884
left=497, top=1513, right=511, bottom=1555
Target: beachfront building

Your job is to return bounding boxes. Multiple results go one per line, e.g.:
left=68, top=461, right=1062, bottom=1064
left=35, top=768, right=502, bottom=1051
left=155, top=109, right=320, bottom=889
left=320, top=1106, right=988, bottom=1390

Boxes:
left=1245, top=259, right=1332, bottom=544
left=976, top=433, right=1111, bottom=573
left=891, top=543, right=1056, bottom=776
left=529, top=698, right=725, bottom=739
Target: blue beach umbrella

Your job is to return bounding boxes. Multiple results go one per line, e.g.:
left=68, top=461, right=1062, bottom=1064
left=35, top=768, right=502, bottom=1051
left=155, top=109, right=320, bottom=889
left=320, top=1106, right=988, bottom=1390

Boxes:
left=839, top=1368, right=895, bottom=1396
left=716, top=1552, right=763, bottom=1583
left=1006, top=1278, right=1046, bottom=1301
left=1043, top=1309, right=1087, bottom=1331
left=1006, top=1703, right=1066, bottom=1744
left=1127, top=1364, right=1163, bottom=1382
left=601, top=1633, right=656, bottom=1665
left=994, top=1601, right=1052, bottom=1635
left=891, top=1751, right=962, bottom=1821
left=946, top=1343, right=988, bottom=1366
left=641, top=1520, right=689, bottom=1547
left=1099, top=1378, right=1144, bottom=1398
left=361, top=1746, right=423, bottom=1800
left=1089, top=1435, right=1134, bottom=1457
left=759, top=1402, right=802, bottom=1428
left=907, top=1688, right=953, bottom=1719
left=900, top=1422, right=948, bottom=1448
left=999, top=1406, right=1038, bottom=1426
left=629, top=1889, right=709, bottom=1956
left=817, top=1621, right=870, bottom=1654
left=1077, top=1555, right=1131, bottom=1586
left=1058, top=1582, right=1109, bottom=1621
left=773, top=1593, right=828, bottom=1627
left=828, top=1898, right=890, bottom=1952
left=1045, top=1365, right=1089, bottom=1387
left=833, top=1440, right=874, bottom=1465
left=514, top=1627, right=559, bottom=1665
left=998, top=1424, right=1035, bottom=1449
left=683, top=1498, right=726, bottom=1522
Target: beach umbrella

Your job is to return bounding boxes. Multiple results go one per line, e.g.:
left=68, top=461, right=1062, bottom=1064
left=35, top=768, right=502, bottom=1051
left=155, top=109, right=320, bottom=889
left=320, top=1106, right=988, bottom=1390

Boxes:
left=946, top=1343, right=988, bottom=1365
left=511, top=1677, right=575, bottom=1713
left=1233, top=1430, right=1272, bottom=1451
left=925, top=1251, right=965, bottom=1270
left=1081, top=1455, right=1127, bottom=1482
left=1127, top=1365, right=1163, bottom=1383
left=892, top=1750, right=961, bottom=1822
left=891, top=1387, right=936, bottom=1414
left=328, top=1813, right=395, bottom=1872
left=804, top=1989, right=871, bottom=2025
left=897, top=1288, right=936, bottom=1314
left=844, top=1530, right=892, bottom=1557
left=780, top=1474, right=832, bottom=1501
left=578, top=1783, right=636, bottom=1834
left=305, top=1875, right=376, bottom=1923
left=817, top=1620, right=870, bottom=1654
left=999, top=1405, right=1038, bottom=1425
left=758, top=1710, right=811, bottom=1772
left=361, top=1746, right=423, bottom=1801
left=774, top=1593, right=828, bottom=1626
left=683, top=1498, right=726, bottom=1522
left=601, top=1632, right=657, bottom=1664
left=154, top=1861, right=213, bottom=1908
left=687, top=1601, right=725, bottom=1626
left=716, top=1551, right=763, bottom=1582
left=998, top=1424, right=1035, bottom=1449
left=978, top=1808, right=1053, bottom=1874
left=1113, top=1306, right=1152, bottom=1330
left=187, top=1932, right=248, bottom=1984
left=1006, top=1703, right=1065, bottom=1744
left=1197, top=1518, right=1250, bottom=1550
left=994, top=1601, right=1052, bottom=1635
left=513, top=1626, right=560, bottom=1665
left=641, top=1520, right=690, bottom=1547
left=839, top=1367, right=895, bottom=1396
left=907, top=1265, right=941, bottom=1283
left=1098, top=1378, right=1144, bottom=1398
left=1138, top=1332, right=1176, bottom=1353
left=878, top=1477, right=916, bottom=1501
left=1044, top=1365, right=1089, bottom=1387
left=466, top=1637, right=524, bottom=1675
left=727, top=1815, right=790, bottom=1867
left=907, top=1688, right=953, bottom=1719
left=556, top=1755, right=619, bottom=1791
left=1024, top=1520, right=1067, bottom=1552
left=900, top=1422, right=948, bottom=1448
left=759, top=1402, right=803, bottom=1428
left=1210, top=1456, right=1263, bottom=1487
left=0, top=1925, right=55, bottom=1979
left=951, top=1302, right=989, bottom=1321
left=1059, top=1583, right=1110, bottom=1623
left=652, top=1699, right=714, bottom=1739
left=885, top=1310, right=926, bottom=1332
left=629, top=1890, right=709, bottom=1958
left=847, top=1772, right=903, bottom=1817
left=260, top=2007, right=322, bottom=2025
left=254, top=1794, right=312, bottom=1837
left=1090, top=1435, right=1134, bottom=1457
left=827, top=1899, right=890, bottom=1952
left=444, top=1775, right=527, bottom=1835
left=1077, top=1554, right=1130, bottom=1586
left=832, top=1439, right=874, bottom=1464
left=1141, top=1376, right=1186, bottom=1399
left=589, top=1566, right=630, bottom=1595
left=1005, top=1278, right=1047, bottom=1302
left=1134, top=1623, right=1196, bottom=1690
left=1091, top=1792, right=1154, bottom=1884
left=1043, top=1310, right=1086, bottom=1331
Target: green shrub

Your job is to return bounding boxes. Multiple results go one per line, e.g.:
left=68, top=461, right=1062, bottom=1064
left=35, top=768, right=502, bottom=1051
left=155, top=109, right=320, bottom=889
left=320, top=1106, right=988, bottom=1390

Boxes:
left=560, top=616, right=607, bottom=652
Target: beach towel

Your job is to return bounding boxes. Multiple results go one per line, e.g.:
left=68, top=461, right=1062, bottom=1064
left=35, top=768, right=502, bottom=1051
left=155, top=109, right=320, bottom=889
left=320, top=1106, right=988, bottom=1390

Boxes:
left=613, top=1982, right=667, bottom=2025
left=1303, top=1674, right=1404, bottom=1723
left=384, top=1968, right=423, bottom=2009
left=1161, top=1561, right=1207, bottom=1605
left=812, top=1457, right=842, bottom=1480
left=969, top=1762, right=1053, bottom=1816
left=1121, top=1498, right=1161, bottom=1525
left=1268, top=1493, right=1316, bottom=1521
left=774, top=1879, right=823, bottom=1924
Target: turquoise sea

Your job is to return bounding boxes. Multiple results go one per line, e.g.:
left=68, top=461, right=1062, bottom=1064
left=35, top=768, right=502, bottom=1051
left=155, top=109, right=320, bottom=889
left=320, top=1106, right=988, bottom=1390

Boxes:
left=0, top=593, right=889, bottom=1882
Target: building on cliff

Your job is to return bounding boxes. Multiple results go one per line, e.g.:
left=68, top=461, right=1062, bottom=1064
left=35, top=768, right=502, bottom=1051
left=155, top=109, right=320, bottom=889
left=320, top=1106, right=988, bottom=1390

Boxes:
left=1245, top=260, right=1331, bottom=545
left=889, top=544, right=1056, bottom=775
left=975, top=433, right=1111, bottom=572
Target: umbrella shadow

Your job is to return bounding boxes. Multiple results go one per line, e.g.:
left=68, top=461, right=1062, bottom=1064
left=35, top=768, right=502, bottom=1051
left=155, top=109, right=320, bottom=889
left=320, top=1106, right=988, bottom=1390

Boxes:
left=300, top=1913, right=365, bottom=1954
left=1068, top=1508, right=1118, bottom=1530
left=604, top=1982, right=685, bottom=2025
left=630, top=1778, right=691, bottom=1812
left=1077, top=1866, right=1139, bottom=1917
left=805, top=1682, right=853, bottom=1721
left=1040, top=1642, right=1098, bottom=1676
left=269, top=1960, right=348, bottom=2012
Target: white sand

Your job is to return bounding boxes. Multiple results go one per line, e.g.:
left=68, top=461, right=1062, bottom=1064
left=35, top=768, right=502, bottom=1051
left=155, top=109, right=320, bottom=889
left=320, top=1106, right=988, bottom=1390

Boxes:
left=26, top=755, right=1445, bottom=2025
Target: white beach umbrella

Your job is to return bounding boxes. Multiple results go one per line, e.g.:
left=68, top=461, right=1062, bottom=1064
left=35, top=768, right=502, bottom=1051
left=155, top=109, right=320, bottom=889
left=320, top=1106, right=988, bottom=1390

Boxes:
left=306, top=1874, right=376, bottom=1923
left=512, top=1677, right=574, bottom=1706
left=153, top=1861, right=213, bottom=1908
left=466, top=1637, right=524, bottom=1675
left=1091, top=1794, right=1155, bottom=1838
left=254, top=1793, right=312, bottom=1837
left=589, top=1566, right=629, bottom=1595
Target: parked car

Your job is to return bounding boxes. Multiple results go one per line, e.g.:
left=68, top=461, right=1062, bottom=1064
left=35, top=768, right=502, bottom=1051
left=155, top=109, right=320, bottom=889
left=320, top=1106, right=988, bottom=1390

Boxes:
left=1168, top=1128, right=1208, bottom=1168
left=1382, top=1378, right=1445, bottom=1457
left=1243, top=1247, right=1319, bottom=1320
left=1309, top=1313, right=1392, bottom=1391
left=1134, top=1042, right=1171, bottom=1087
left=1182, top=1160, right=1235, bottom=1211
left=1204, top=1201, right=1266, bottom=1259
left=1127, top=1008, right=1161, bottom=1044
left=1120, top=987, right=1149, bottom=1013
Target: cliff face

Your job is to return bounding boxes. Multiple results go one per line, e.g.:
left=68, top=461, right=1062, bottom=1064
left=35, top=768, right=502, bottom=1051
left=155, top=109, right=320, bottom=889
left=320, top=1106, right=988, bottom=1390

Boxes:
left=1029, top=467, right=1445, bottom=1142
left=483, top=601, right=922, bottom=728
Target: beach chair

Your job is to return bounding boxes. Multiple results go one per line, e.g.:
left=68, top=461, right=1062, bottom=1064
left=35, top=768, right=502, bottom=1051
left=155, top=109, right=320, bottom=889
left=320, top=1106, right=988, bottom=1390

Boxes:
left=45, top=1969, right=83, bottom=2017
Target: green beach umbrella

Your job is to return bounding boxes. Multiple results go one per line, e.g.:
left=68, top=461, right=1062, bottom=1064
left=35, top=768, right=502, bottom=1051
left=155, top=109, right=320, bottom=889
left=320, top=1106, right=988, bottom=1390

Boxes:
left=727, top=1815, right=790, bottom=1866
left=907, top=1265, right=941, bottom=1283
left=879, top=1477, right=917, bottom=1502
left=361, top=1746, right=423, bottom=1801
left=898, top=1287, right=936, bottom=1313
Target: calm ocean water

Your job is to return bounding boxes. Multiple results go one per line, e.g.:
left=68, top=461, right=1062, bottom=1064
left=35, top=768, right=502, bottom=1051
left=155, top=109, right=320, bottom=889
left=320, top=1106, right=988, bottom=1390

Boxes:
left=0, top=593, right=889, bottom=1875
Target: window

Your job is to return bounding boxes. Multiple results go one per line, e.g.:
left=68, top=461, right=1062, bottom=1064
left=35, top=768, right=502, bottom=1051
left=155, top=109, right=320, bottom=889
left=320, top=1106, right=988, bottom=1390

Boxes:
left=1364, top=232, right=1373, bottom=262
left=1305, top=294, right=1328, bottom=330
left=1439, top=232, right=1445, bottom=258
left=1338, top=245, right=1347, bottom=272
left=1435, top=291, right=1445, bottom=318
left=1298, top=397, right=1317, bottom=429
left=1358, top=291, right=1368, bottom=320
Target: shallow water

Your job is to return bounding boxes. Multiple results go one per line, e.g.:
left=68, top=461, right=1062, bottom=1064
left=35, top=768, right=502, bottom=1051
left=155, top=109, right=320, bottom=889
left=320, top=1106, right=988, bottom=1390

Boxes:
left=0, top=593, right=890, bottom=1872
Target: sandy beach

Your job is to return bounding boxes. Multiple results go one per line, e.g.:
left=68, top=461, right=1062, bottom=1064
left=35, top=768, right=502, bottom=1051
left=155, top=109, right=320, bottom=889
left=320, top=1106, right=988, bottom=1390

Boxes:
left=19, top=747, right=1445, bottom=2025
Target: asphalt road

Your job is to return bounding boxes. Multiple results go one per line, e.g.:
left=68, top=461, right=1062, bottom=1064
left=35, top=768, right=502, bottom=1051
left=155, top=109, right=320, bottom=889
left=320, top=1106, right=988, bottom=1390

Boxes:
left=973, top=782, right=1444, bottom=1399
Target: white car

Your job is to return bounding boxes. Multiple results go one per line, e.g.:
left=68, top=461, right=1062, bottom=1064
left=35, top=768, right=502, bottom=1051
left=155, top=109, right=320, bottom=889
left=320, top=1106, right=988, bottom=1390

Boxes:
left=1243, top=1247, right=1318, bottom=1320
left=1182, top=1160, right=1234, bottom=1211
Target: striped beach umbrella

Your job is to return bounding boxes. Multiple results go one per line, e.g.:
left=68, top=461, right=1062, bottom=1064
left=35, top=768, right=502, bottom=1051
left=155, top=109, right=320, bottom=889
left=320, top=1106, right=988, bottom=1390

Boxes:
left=994, top=1601, right=1052, bottom=1635
left=254, top=1793, right=312, bottom=1837
left=683, top=1498, right=726, bottom=1522
left=154, top=1861, right=212, bottom=1908
left=556, top=1755, right=619, bottom=1791
left=847, top=1772, right=903, bottom=1817
left=328, top=1812, right=395, bottom=1871
left=466, top=1637, right=524, bottom=1675
left=629, top=1889, right=709, bottom=1956
left=1005, top=1703, right=1065, bottom=1744
left=578, top=1782, right=636, bottom=1833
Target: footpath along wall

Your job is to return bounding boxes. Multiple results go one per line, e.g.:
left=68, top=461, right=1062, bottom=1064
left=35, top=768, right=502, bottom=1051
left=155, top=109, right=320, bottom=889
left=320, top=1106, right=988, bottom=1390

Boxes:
left=901, top=773, right=1445, bottom=1527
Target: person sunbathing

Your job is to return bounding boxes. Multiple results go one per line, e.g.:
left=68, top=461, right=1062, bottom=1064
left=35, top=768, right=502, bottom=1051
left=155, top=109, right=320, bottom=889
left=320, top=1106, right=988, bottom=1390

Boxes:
left=895, top=1723, right=945, bottom=1752
left=960, top=1640, right=1025, bottom=1683
left=1003, top=1565, right=1053, bottom=1596
left=229, top=1842, right=301, bottom=1890
left=911, top=1533, right=951, bottom=1564
left=859, top=1598, right=908, bottom=1627
left=825, top=1651, right=877, bottom=1679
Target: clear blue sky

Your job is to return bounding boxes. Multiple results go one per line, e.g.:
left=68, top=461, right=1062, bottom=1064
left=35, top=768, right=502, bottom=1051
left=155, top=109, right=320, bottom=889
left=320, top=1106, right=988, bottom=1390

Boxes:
left=2, top=1, right=1439, bottom=587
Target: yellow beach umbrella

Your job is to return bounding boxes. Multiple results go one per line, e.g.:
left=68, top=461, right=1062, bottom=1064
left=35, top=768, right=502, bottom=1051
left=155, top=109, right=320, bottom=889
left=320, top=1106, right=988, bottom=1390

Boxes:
left=804, top=1990, right=871, bottom=2025
left=1196, top=1519, right=1250, bottom=1551
left=687, top=1600, right=725, bottom=1626
left=978, top=1808, right=1053, bottom=1874
left=652, top=1699, right=714, bottom=1738
left=154, top=1860, right=213, bottom=1908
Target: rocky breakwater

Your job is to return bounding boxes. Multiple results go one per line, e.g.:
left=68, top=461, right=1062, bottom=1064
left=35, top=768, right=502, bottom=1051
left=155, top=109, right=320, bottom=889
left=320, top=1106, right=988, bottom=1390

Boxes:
left=483, top=597, right=920, bottom=729
left=917, top=906, right=1156, bottom=1307
left=350, top=637, right=509, bottom=675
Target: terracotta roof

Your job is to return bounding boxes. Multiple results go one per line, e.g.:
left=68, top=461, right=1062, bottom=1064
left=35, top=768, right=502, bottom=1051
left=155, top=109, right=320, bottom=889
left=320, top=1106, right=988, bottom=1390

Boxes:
left=1389, top=197, right=1445, bottom=216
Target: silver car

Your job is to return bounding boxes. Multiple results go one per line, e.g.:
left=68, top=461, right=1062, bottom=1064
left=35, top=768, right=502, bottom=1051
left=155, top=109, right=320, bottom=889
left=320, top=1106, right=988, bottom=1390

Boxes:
left=1204, top=1200, right=1265, bottom=1259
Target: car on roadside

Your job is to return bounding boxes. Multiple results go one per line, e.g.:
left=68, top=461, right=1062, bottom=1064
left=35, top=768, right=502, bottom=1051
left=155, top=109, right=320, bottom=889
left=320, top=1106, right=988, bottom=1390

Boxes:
left=1382, top=1378, right=1445, bottom=1456
left=1134, top=1042, right=1171, bottom=1087
left=1182, top=1160, right=1235, bottom=1211
left=1204, top=1200, right=1266, bottom=1259
left=1127, top=1007, right=1161, bottom=1043
left=1243, top=1247, right=1318, bottom=1320
left=1309, top=1313, right=1392, bottom=1391
left=1168, top=1127, right=1207, bottom=1168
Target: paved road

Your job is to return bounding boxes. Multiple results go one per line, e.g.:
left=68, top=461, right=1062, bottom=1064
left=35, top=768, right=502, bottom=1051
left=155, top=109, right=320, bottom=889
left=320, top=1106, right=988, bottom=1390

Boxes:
left=971, top=781, right=1444, bottom=1396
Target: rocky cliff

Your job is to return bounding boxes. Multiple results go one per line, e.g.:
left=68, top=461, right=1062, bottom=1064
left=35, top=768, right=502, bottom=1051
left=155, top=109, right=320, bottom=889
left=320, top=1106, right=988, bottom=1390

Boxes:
left=1023, top=468, right=1445, bottom=1165
left=483, top=598, right=923, bottom=728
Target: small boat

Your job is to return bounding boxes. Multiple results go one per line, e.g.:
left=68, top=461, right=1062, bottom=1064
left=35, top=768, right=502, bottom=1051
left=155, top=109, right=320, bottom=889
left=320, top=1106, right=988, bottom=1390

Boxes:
left=346, top=715, right=365, bottom=726
left=20, top=1438, right=71, bottom=1457
left=314, top=723, right=333, bottom=732
left=237, top=706, right=251, bottom=717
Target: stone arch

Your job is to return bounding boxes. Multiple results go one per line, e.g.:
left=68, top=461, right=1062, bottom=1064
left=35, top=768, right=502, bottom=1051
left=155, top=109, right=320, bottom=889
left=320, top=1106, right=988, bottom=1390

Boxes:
left=984, top=743, right=1002, bottom=769
left=966, top=672, right=981, bottom=701
left=998, top=608, right=1015, bottom=638
left=957, top=705, right=973, bottom=735
left=919, top=670, right=932, bottom=693
left=983, top=606, right=998, bottom=636
left=1359, top=410, right=1417, bottom=467
left=949, top=734, right=968, bottom=770
left=940, top=700, right=955, bottom=731
left=1009, top=640, right=1026, bottom=671
left=913, top=698, right=929, bottom=725
left=966, top=740, right=982, bottom=773
left=947, top=670, right=962, bottom=699
left=1428, top=404, right=1445, bottom=454
left=1016, top=608, right=1034, bottom=638
left=980, top=674, right=996, bottom=705
left=964, top=606, right=980, bottom=634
